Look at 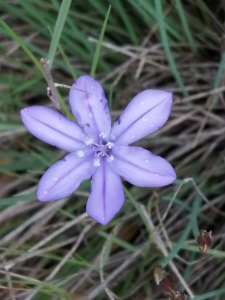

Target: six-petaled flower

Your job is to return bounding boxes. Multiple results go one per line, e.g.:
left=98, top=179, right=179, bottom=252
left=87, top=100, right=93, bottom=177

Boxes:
left=20, top=75, right=176, bottom=225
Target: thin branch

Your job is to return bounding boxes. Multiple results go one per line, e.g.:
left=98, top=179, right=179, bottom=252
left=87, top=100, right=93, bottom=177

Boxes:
left=3, top=258, right=16, bottom=300
left=139, top=204, right=195, bottom=299
left=40, top=58, right=64, bottom=114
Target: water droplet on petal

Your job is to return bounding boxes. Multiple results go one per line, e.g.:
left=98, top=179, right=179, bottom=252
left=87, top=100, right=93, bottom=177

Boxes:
left=107, top=155, right=114, bottom=162
left=151, top=124, right=154, bottom=127
left=142, top=117, right=148, bottom=122
left=43, top=191, right=48, bottom=195
left=91, top=86, right=94, bottom=90
left=76, top=150, right=84, bottom=157
left=155, top=173, right=158, bottom=177
left=94, top=158, right=100, bottom=167
left=140, top=101, right=144, bottom=105
left=145, top=159, right=149, bottom=163
left=99, top=132, right=107, bottom=138
left=53, top=177, right=58, bottom=181
left=38, top=128, right=41, bottom=131
left=89, top=113, right=93, bottom=118
left=132, top=135, right=135, bottom=138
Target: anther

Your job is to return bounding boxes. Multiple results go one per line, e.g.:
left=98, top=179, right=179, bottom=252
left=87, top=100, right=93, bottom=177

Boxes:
left=99, top=132, right=107, bottom=139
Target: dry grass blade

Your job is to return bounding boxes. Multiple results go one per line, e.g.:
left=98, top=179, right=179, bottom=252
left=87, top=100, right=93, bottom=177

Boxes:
left=1, top=1, right=225, bottom=299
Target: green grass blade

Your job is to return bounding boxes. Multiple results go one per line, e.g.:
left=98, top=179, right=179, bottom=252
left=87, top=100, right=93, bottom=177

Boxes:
left=0, top=192, right=36, bottom=206
left=175, top=0, right=197, bottom=55
left=195, top=0, right=212, bottom=29
left=214, top=51, right=225, bottom=90
left=191, top=195, right=201, bottom=239
left=154, top=0, right=188, bottom=97
left=160, top=219, right=192, bottom=268
left=112, top=0, right=139, bottom=45
left=99, top=231, right=138, bottom=253
left=90, top=5, right=111, bottom=78
left=0, top=19, right=44, bottom=75
left=209, top=51, right=225, bottom=107
left=109, top=84, right=114, bottom=112
left=192, top=287, right=225, bottom=300
left=48, top=0, right=72, bottom=68
left=123, top=185, right=151, bottom=235
left=181, top=244, right=225, bottom=258
left=48, top=26, right=77, bottom=80
left=58, top=44, right=77, bottom=80
left=57, top=90, right=75, bottom=120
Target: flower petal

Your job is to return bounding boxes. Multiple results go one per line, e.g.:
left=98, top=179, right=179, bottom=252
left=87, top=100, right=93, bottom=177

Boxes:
left=86, top=158, right=124, bottom=225
left=69, top=75, right=111, bottom=141
left=37, top=150, right=95, bottom=201
left=21, top=106, right=87, bottom=152
left=111, top=90, right=173, bottom=145
left=109, top=145, right=176, bottom=187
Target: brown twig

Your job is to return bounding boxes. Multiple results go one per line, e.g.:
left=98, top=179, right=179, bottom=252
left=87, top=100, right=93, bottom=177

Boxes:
left=40, top=58, right=64, bottom=114
left=140, top=204, right=195, bottom=299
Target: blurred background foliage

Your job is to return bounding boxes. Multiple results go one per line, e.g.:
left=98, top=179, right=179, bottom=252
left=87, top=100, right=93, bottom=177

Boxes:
left=0, top=0, right=225, bottom=299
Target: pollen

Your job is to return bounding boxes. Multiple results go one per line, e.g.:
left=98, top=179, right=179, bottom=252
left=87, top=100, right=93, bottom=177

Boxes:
left=106, top=142, right=114, bottom=149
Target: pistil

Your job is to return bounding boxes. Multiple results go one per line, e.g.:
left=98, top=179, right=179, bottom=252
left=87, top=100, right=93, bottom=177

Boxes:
left=76, top=133, right=114, bottom=167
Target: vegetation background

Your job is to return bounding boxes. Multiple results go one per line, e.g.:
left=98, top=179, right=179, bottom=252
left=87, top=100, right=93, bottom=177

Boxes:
left=0, top=0, right=225, bottom=299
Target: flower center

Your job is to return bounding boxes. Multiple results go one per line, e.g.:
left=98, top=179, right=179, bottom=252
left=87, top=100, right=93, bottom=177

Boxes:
left=76, top=132, right=114, bottom=167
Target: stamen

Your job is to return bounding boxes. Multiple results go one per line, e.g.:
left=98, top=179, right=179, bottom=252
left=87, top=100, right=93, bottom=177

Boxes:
left=85, top=137, right=94, bottom=145
left=85, top=135, right=115, bottom=167
left=99, top=132, right=107, bottom=139
left=106, top=142, right=114, bottom=149
left=76, top=150, right=84, bottom=157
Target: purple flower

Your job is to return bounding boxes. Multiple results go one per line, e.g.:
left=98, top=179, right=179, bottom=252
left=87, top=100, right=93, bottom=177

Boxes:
left=20, top=75, right=176, bottom=225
